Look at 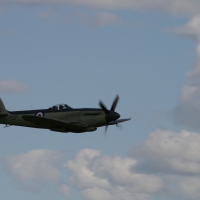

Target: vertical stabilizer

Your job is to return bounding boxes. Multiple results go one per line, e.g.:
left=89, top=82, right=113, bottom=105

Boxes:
left=0, top=99, right=9, bottom=116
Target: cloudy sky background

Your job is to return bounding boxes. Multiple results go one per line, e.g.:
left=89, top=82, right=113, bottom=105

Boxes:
left=1, top=0, right=200, bottom=200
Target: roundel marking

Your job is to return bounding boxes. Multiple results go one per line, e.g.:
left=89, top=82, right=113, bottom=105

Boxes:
left=35, top=112, right=44, bottom=117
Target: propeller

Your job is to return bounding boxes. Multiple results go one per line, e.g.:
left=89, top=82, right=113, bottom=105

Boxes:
left=99, top=95, right=119, bottom=113
left=99, top=95, right=120, bottom=134
left=99, top=101, right=109, bottom=114
left=110, top=95, right=119, bottom=111
left=116, top=123, right=123, bottom=131
left=104, top=123, right=122, bottom=137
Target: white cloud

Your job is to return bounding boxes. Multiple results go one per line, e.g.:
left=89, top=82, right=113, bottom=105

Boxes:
left=64, top=149, right=111, bottom=190
left=173, top=15, right=200, bottom=78
left=180, top=177, right=200, bottom=198
left=59, top=184, right=70, bottom=198
left=172, top=15, right=200, bottom=130
left=84, top=12, right=121, bottom=27
left=180, top=85, right=198, bottom=103
left=64, top=148, right=163, bottom=200
left=174, top=84, right=200, bottom=130
left=130, top=129, right=200, bottom=175
left=63, top=130, right=200, bottom=199
left=82, top=187, right=149, bottom=200
left=0, top=80, right=29, bottom=94
left=1, top=0, right=200, bottom=16
left=3, top=149, right=63, bottom=189
left=82, top=187, right=113, bottom=200
left=174, top=15, right=200, bottom=41
left=64, top=11, right=121, bottom=28
left=129, top=129, right=200, bottom=199
left=4, top=130, right=200, bottom=199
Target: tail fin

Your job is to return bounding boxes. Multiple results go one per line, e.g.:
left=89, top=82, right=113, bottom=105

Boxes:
left=0, top=99, right=9, bottom=116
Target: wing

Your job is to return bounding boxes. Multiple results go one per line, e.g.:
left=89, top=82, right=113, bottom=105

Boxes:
left=22, top=115, right=87, bottom=131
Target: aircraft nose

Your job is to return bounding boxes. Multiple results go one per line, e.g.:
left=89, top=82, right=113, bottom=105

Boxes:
left=106, top=111, right=120, bottom=122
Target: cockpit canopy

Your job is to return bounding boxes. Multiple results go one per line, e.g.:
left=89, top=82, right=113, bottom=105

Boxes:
left=48, top=104, right=72, bottom=111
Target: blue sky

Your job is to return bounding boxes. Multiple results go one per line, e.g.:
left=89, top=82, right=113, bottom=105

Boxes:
left=1, top=1, right=200, bottom=200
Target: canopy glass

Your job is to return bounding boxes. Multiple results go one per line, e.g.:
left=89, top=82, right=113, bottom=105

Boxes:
left=48, top=104, right=72, bottom=110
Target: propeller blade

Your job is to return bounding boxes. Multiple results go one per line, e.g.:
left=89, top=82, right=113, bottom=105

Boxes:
left=99, top=100, right=109, bottom=114
left=104, top=125, right=108, bottom=137
left=110, top=95, right=119, bottom=111
left=117, top=123, right=123, bottom=131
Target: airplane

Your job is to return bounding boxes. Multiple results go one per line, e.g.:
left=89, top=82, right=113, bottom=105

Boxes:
left=0, top=95, right=131, bottom=133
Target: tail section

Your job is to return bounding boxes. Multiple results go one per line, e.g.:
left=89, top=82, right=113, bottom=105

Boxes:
left=0, top=99, right=9, bottom=116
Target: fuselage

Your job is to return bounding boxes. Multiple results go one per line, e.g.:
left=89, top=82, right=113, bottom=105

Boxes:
left=0, top=108, right=120, bottom=133
left=0, top=109, right=106, bottom=126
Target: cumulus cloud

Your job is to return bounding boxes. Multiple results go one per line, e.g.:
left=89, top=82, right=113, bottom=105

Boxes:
left=174, top=84, right=200, bottom=130
left=174, top=15, right=200, bottom=78
left=63, top=130, right=200, bottom=199
left=64, top=148, right=162, bottom=200
left=64, top=11, right=121, bottom=28
left=3, top=149, right=63, bottom=190
left=2, top=0, right=200, bottom=30
left=180, top=177, right=200, bottom=198
left=0, top=0, right=199, bottom=15
left=59, top=184, right=71, bottom=197
left=130, top=129, right=200, bottom=176
left=0, top=80, right=29, bottom=94
left=1, top=0, right=200, bottom=19
left=85, top=12, right=121, bottom=27
left=4, top=130, right=200, bottom=199
left=173, top=15, right=200, bottom=130
left=129, top=129, right=200, bottom=199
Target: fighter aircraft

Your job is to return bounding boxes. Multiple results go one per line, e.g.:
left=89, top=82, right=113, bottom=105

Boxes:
left=0, top=95, right=131, bottom=133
